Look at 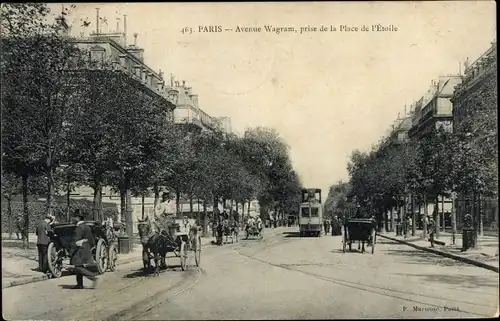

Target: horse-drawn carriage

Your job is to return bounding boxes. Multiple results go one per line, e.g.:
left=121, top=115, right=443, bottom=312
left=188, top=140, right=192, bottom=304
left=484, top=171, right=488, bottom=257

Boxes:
left=220, top=220, right=238, bottom=244
left=137, top=219, right=202, bottom=276
left=245, top=221, right=263, bottom=240
left=342, top=218, right=376, bottom=254
left=47, top=221, right=117, bottom=278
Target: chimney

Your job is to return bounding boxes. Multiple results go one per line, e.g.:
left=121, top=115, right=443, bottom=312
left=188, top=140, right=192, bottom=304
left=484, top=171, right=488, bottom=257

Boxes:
left=123, top=15, right=127, bottom=46
left=190, top=94, right=198, bottom=107
left=96, top=8, right=100, bottom=34
left=126, top=33, right=144, bottom=62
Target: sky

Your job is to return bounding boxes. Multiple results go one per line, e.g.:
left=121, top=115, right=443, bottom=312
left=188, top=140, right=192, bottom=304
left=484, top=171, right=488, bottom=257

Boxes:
left=47, top=2, right=496, bottom=194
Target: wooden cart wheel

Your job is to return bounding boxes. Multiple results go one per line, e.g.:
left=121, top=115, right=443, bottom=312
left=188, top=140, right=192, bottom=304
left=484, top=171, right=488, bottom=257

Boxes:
left=342, top=232, right=346, bottom=253
left=372, top=230, right=376, bottom=254
left=107, top=243, right=118, bottom=271
left=47, top=242, right=62, bottom=278
left=180, top=241, right=187, bottom=271
left=95, top=238, right=107, bottom=275
left=194, top=235, right=201, bottom=267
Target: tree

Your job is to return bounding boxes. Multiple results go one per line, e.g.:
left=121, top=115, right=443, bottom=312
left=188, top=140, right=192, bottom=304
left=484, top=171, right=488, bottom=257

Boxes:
left=2, top=3, right=85, bottom=219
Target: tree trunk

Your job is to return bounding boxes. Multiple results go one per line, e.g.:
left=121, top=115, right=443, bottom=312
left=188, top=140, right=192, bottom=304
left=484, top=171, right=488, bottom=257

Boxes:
left=441, top=196, right=446, bottom=232
left=141, top=194, right=145, bottom=220
left=479, top=194, right=484, bottom=237
left=176, top=189, right=181, bottom=218
left=119, top=188, right=126, bottom=224
left=125, top=187, right=133, bottom=250
left=401, top=197, right=407, bottom=238
left=472, top=192, right=478, bottom=248
left=411, top=194, right=416, bottom=236
left=434, top=195, right=440, bottom=239
left=46, top=167, right=55, bottom=217
left=153, top=183, right=160, bottom=207
left=66, top=180, right=71, bottom=221
left=423, top=194, right=428, bottom=239
left=203, top=200, right=208, bottom=237
left=92, top=180, right=102, bottom=222
left=451, top=194, right=457, bottom=245
left=390, top=208, right=394, bottom=232
left=213, top=196, right=219, bottom=215
left=384, top=211, right=389, bottom=232
left=189, top=194, right=194, bottom=219
left=22, top=175, right=29, bottom=249
left=7, top=196, right=13, bottom=239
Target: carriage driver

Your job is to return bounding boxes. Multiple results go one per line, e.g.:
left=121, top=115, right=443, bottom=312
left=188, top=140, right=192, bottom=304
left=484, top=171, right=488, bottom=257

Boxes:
left=153, top=192, right=177, bottom=244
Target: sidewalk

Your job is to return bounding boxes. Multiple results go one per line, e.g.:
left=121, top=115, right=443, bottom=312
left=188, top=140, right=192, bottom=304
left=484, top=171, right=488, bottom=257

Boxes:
left=1, top=233, right=215, bottom=289
left=378, top=230, right=499, bottom=273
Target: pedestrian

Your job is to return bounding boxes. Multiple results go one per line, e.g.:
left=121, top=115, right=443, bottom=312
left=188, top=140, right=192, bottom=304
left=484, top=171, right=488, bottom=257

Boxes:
left=70, top=212, right=100, bottom=289
left=323, top=219, right=328, bottom=234
left=36, top=215, right=54, bottom=274
left=428, top=217, right=436, bottom=248
left=15, top=215, right=26, bottom=241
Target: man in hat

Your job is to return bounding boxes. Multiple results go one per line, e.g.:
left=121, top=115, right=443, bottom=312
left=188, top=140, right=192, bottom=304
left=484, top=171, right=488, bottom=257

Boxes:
left=70, top=212, right=100, bottom=289
left=35, top=215, right=54, bottom=274
left=153, top=192, right=176, bottom=244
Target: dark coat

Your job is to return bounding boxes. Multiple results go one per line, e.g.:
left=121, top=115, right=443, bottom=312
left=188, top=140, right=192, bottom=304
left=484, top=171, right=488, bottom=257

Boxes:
left=70, top=222, right=95, bottom=267
left=35, top=220, right=52, bottom=245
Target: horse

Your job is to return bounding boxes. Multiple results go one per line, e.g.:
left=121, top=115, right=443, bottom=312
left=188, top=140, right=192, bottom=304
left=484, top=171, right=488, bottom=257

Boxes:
left=137, top=217, right=171, bottom=276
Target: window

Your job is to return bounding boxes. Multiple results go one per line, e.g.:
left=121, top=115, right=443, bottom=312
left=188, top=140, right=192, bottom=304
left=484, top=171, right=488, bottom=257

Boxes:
left=311, top=208, right=319, bottom=217
left=301, top=207, right=310, bottom=217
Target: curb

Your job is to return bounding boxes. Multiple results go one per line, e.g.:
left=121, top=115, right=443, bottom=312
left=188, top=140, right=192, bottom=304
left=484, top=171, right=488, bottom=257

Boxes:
left=2, top=274, right=49, bottom=289
left=378, top=233, right=499, bottom=273
left=3, top=241, right=219, bottom=289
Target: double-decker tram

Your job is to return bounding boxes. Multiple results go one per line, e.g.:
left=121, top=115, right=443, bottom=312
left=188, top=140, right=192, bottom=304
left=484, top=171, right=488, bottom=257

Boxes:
left=298, top=188, right=323, bottom=237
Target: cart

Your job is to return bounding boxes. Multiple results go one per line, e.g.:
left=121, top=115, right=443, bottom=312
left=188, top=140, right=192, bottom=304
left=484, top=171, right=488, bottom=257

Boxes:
left=47, top=221, right=117, bottom=278
left=342, top=218, right=376, bottom=254
left=245, top=223, right=263, bottom=240
left=157, top=223, right=202, bottom=271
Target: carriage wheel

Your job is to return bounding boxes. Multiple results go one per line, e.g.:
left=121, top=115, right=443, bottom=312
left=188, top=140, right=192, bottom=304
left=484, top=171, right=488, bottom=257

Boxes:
left=107, top=244, right=118, bottom=272
left=342, top=233, right=346, bottom=253
left=47, top=242, right=62, bottom=278
left=372, top=230, right=376, bottom=254
left=194, top=235, right=201, bottom=267
left=95, top=239, right=107, bottom=275
left=180, top=241, right=188, bottom=271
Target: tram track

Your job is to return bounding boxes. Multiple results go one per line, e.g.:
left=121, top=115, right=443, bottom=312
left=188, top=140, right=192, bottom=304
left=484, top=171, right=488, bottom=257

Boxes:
left=236, top=237, right=497, bottom=318
left=104, top=267, right=203, bottom=321
left=31, top=269, right=150, bottom=320
left=31, top=246, right=210, bottom=321
left=103, top=231, right=287, bottom=320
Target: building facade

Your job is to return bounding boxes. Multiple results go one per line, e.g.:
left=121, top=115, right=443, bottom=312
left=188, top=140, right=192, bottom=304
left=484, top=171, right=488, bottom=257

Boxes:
left=408, top=75, right=462, bottom=140
left=451, top=41, right=498, bottom=231
left=62, top=16, right=235, bottom=232
left=405, top=76, right=463, bottom=229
